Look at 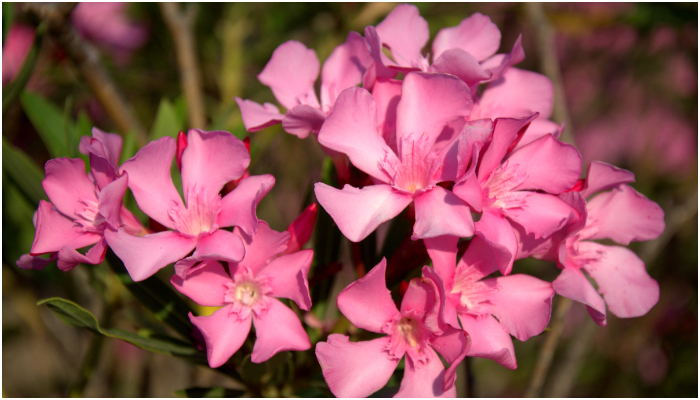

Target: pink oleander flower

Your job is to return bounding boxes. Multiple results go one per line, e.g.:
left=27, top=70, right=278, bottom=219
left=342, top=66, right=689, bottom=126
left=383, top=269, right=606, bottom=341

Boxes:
left=315, top=72, right=478, bottom=242
left=424, top=235, right=554, bottom=369
left=171, top=221, right=313, bottom=368
left=17, top=128, right=145, bottom=271
left=2, top=23, right=35, bottom=85
left=235, top=32, right=373, bottom=139
left=71, top=2, right=149, bottom=66
left=549, top=162, right=664, bottom=325
left=451, top=114, right=581, bottom=275
left=105, top=129, right=273, bottom=281
left=316, top=259, right=470, bottom=398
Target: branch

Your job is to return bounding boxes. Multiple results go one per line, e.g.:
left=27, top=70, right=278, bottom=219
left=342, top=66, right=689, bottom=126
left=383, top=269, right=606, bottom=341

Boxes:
left=23, top=3, right=147, bottom=146
left=160, top=3, right=207, bottom=129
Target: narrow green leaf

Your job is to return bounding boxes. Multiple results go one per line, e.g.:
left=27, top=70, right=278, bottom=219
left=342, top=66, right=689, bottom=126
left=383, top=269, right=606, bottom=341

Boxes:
left=2, top=137, right=47, bottom=206
left=2, top=22, right=44, bottom=115
left=63, top=96, right=78, bottom=158
left=174, top=387, right=246, bottom=398
left=74, top=110, right=93, bottom=164
left=150, top=98, right=184, bottom=140
left=2, top=2, right=14, bottom=45
left=120, top=130, right=138, bottom=164
left=20, top=91, right=69, bottom=158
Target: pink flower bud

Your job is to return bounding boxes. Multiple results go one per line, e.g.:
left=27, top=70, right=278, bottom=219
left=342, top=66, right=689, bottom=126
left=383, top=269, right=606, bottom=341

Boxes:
left=176, top=130, right=187, bottom=171
left=284, top=203, right=317, bottom=255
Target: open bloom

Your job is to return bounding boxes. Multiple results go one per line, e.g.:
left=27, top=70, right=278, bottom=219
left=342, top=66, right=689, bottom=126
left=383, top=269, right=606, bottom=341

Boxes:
left=171, top=221, right=313, bottom=367
left=17, top=128, right=144, bottom=271
left=315, top=72, right=477, bottom=242
left=105, top=129, right=273, bottom=281
left=424, top=235, right=554, bottom=369
left=316, top=259, right=470, bottom=397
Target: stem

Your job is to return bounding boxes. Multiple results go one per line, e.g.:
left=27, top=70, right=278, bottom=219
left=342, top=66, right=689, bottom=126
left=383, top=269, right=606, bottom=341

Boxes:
left=543, top=316, right=598, bottom=397
left=160, top=3, right=207, bottom=129
left=524, top=295, right=572, bottom=398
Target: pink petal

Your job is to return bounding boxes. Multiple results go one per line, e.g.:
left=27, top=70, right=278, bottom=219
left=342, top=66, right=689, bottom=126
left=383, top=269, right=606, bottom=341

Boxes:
left=103, top=228, right=197, bottom=281
left=581, top=161, right=635, bottom=198
left=16, top=253, right=57, bottom=271
left=189, top=306, right=251, bottom=368
left=372, top=77, right=402, bottom=149
left=423, top=235, right=458, bottom=290
left=474, top=211, right=517, bottom=275
left=412, top=186, right=475, bottom=239
left=87, top=144, right=119, bottom=190
left=553, top=266, right=607, bottom=326
left=314, top=183, right=412, bottom=242
left=31, top=200, right=101, bottom=255
left=396, top=72, right=472, bottom=146
left=580, top=242, right=660, bottom=319
left=234, top=97, right=285, bottom=132
left=375, top=4, right=429, bottom=67
left=478, top=67, right=554, bottom=119
left=81, top=127, right=123, bottom=169
left=511, top=118, right=564, bottom=152
left=320, top=30, right=374, bottom=109
left=284, top=203, right=317, bottom=255
left=478, top=114, right=538, bottom=183
left=507, top=134, right=582, bottom=194
left=217, top=174, right=275, bottom=235
left=458, top=235, right=501, bottom=279
left=42, top=158, right=98, bottom=218
left=97, top=172, right=128, bottom=229
left=479, top=34, right=525, bottom=83
left=485, top=274, right=554, bottom=341
left=258, top=249, right=313, bottom=311
left=396, top=347, right=456, bottom=398
left=584, top=185, right=665, bottom=245
left=56, top=238, right=107, bottom=271
left=170, top=259, right=230, bottom=306
left=180, top=129, right=250, bottom=205
left=119, top=137, right=183, bottom=230
left=316, top=335, right=398, bottom=398
left=232, top=221, right=290, bottom=276
left=453, top=164, right=483, bottom=212
left=458, top=313, right=517, bottom=369
left=432, top=12, right=501, bottom=62
left=430, top=326, right=470, bottom=391
left=257, top=40, right=320, bottom=110
left=192, top=229, right=245, bottom=263
left=363, top=25, right=400, bottom=77
left=281, top=104, right=326, bottom=139
left=251, top=298, right=311, bottom=363
left=506, top=192, right=577, bottom=239
left=336, top=258, right=399, bottom=333
left=437, top=119, right=490, bottom=182
left=430, top=48, right=492, bottom=87
left=316, top=86, right=398, bottom=183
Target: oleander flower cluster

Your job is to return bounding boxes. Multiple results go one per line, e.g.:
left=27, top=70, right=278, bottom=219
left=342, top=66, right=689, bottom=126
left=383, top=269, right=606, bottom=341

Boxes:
left=18, top=4, right=665, bottom=398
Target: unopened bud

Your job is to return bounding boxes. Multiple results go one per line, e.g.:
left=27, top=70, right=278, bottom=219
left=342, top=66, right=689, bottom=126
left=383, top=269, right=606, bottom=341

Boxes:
left=176, top=130, right=188, bottom=171
left=283, top=203, right=317, bottom=254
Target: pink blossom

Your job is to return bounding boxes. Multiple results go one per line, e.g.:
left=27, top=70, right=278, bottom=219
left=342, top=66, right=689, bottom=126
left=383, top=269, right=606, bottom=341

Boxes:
left=71, top=3, right=149, bottom=66
left=2, top=23, right=35, bottom=85
left=315, top=72, right=477, bottom=242
left=171, top=221, right=312, bottom=368
left=104, top=129, right=272, bottom=281
left=283, top=203, right=317, bottom=255
left=452, top=115, right=581, bottom=275
left=316, top=259, right=470, bottom=397
left=17, top=128, right=145, bottom=272
left=424, top=235, right=554, bottom=369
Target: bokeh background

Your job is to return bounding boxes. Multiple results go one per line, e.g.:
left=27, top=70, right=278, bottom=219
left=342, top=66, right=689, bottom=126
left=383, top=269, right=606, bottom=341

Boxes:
left=2, top=2, right=697, bottom=397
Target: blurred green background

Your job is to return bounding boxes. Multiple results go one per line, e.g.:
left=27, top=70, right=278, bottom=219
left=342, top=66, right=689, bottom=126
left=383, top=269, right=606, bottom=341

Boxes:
left=2, top=3, right=697, bottom=397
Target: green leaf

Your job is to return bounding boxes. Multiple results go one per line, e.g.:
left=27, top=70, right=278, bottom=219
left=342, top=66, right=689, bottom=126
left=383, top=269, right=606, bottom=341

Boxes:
left=174, top=387, right=246, bottom=398
left=3, top=22, right=44, bottom=115
left=150, top=98, right=185, bottom=140
left=37, top=297, right=205, bottom=361
left=2, top=2, right=14, bottom=45
left=105, top=249, right=195, bottom=340
left=20, top=91, right=69, bottom=158
left=2, top=137, right=47, bottom=206
left=120, top=130, right=139, bottom=164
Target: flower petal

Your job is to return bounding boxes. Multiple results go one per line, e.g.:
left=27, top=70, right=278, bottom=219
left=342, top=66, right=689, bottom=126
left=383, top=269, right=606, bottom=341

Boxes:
left=432, top=12, right=501, bottom=62
left=316, top=335, right=398, bottom=398
left=281, top=104, right=326, bottom=139
left=217, top=174, right=275, bottom=235
left=192, top=229, right=245, bottom=263
left=372, top=77, right=402, bottom=150
left=396, top=347, right=456, bottom=398
left=430, top=48, right=492, bottom=87
left=412, top=185, right=474, bottom=239
left=581, top=161, right=635, bottom=198
left=98, top=172, right=128, bottom=229
left=477, top=114, right=538, bottom=183
left=181, top=129, right=250, bottom=205
left=506, top=192, right=577, bottom=239
left=234, top=97, right=285, bottom=132
left=171, top=259, right=230, bottom=306
left=314, top=183, right=412, bottom=242
left=103, top=228, right=197, bottom=281
left=458, top=313, right=517, bottom=369
left=423, top=235, right=458, bottom=290
left=337, top=258, right=399, bottom=333
left=56, top=238, right=107, bottom=271
left=478, top=67, right=554, bottom=119
left=83, top=127, right=123, bottom=169
left=485, top=274, right=554, bottom=341
left=42, top=158, right=98, bottom=218
left=257, top=40, right=320, bottom=110
left=320, top=30, right=374, bottom=109
left=258, top=249, right=313, bottom=311
left=232, top=221, right=290, bottom=276
left=552, top=266, right=607, bottom=326
left=474, top=211, right=517, bottom=275
left=251, top=298, right=311, bottom=363
left=190, top=306, right=251, bottom=368
left=119, top=137, right=183, bottom=229
left=375, top=4, right=429, bottom=67
left=31, top=200, right=101, bottom=255
left=507, top=134, right=582, bottom=194
left=16, top=253, right=57, bottom=271
left=430, top=326, right=470, bottom=392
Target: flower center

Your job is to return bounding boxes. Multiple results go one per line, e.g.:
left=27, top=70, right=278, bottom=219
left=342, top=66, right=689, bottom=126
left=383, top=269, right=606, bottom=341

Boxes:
left=383, top=312, right=432, bottom=365
left=224, top=266, right=272, bottom=320
left=451, top=263, right=499, bottom=317
left=482, top=161, right=527, bottom=211
left=234, top=282, right=260, bottom=307
left=73, top=197, right=105, bottom=232
left=169, top=187, right=221, bottom=237
left=391, top=133, right=441, bottom=194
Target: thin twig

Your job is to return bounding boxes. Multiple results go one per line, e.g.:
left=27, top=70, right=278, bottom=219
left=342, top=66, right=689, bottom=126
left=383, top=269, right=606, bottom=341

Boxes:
left=160, top=3, right=207, bottom=129
left=525, top=2, right=575, bottom=146
left=23, top=3, right=147, bottom=146
left=543, top=316, right=598, bottom=397
left=524, top=296, right=572, bottom=398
